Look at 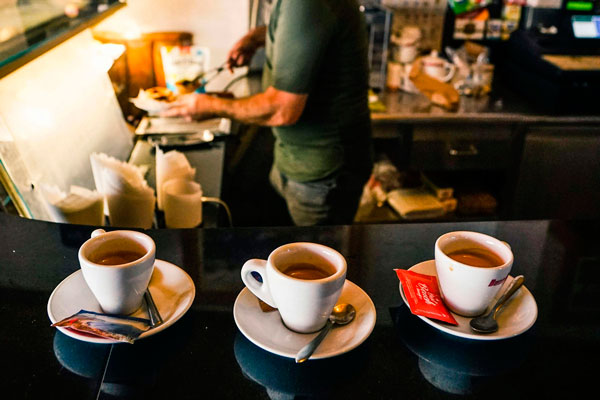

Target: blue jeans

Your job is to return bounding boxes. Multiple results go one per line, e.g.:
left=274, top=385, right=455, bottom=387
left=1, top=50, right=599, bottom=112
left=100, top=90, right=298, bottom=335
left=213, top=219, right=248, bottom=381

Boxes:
left=269, top=166, right=367, bottom=226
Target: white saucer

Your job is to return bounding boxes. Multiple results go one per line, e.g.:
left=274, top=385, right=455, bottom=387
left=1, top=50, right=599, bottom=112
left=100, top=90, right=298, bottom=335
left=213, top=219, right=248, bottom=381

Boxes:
left=399, top=260, right=538, bottom=341
left=233, top=280, right=376, bottom=360
left=47, top=259, right=195, bottom=344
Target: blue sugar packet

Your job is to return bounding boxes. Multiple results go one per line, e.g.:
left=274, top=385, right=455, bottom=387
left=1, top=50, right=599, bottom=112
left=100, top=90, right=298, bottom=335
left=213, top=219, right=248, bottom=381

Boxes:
left=52, top=310, right=151, bottom=343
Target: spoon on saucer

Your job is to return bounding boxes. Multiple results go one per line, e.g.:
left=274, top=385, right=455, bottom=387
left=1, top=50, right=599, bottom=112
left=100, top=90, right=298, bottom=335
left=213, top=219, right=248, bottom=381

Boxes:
left=295, top=303, right=356, bottom=363
left=144, top=289, right=163, bottom=327
left=470, top=275, right=525, bottom=334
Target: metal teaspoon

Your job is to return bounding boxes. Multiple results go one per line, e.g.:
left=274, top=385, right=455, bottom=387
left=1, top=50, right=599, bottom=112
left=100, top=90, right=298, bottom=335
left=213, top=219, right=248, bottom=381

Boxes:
left=144, top=289, right=163, bottom=327
left=295, top=303, right=356, bottom=363
left=470, top=275, right=525, bottom=334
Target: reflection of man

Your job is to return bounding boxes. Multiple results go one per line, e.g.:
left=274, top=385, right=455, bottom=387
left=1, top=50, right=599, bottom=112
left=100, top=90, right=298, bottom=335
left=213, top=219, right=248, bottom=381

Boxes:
left=164, top=0, right=373, bottom=226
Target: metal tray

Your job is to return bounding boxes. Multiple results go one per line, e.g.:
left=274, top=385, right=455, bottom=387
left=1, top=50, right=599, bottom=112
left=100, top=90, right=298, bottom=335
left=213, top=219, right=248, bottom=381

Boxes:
left=135, top=117, right=231, bottom=136
left=146, top=131, right=216, bottom=147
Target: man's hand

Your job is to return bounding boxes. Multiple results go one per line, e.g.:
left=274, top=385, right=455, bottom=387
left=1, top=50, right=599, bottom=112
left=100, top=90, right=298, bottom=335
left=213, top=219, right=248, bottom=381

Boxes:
left=160, top=86, right=307, bottom=127
left=160, top=93, right=214, bottom=121
left=226, top=26, right=266, bottom=72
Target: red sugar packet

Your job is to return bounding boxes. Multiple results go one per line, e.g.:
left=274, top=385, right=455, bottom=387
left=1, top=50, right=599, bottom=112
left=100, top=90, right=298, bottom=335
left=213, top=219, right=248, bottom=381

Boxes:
left=395, top=269, right=458, bottom=325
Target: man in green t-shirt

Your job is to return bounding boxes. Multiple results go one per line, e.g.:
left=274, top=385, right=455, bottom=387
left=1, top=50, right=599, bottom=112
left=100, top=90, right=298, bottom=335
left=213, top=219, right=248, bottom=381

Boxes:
left=164, top=0, right=373, bottom=226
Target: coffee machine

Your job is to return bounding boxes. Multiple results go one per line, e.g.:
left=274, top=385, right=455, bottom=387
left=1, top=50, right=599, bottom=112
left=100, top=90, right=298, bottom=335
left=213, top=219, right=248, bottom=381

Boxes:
left=501, top=0, right=600, bottom=112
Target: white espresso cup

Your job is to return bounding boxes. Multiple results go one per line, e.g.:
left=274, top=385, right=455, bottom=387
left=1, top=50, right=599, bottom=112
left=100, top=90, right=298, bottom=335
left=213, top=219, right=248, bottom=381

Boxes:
left=435, top=231, right=513, bottom=317
left=78, top=229, right=156, bottom=315
left=241, top=242, right=347, bottom=333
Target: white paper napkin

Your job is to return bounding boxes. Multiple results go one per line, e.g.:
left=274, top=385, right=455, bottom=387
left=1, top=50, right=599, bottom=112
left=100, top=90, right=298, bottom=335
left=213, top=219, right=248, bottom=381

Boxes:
left=90, top=153, right=156, bottom=229
left=40, top=184, right=105, bottom=225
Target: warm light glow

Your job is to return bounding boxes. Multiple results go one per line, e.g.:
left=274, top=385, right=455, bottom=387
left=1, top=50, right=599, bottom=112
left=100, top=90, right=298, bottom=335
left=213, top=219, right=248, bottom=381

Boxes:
left=18, top=107, right=56, bottom=135
left=100, top=43, right=126, bottom=61
left=64, top=3, right=80, bottom=18
left=0, top=29, right=134, bottom=221
left=1, top=29, right=128, bottom=142
left=121, top=24, right=142, bottom=40
left=91, top=41, right=126, bottom=71
left=0, top=26, right=19, bottom=42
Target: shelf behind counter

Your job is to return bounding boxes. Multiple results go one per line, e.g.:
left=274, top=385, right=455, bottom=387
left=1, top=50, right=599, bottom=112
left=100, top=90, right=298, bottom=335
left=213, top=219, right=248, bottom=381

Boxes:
left=368, top=88, right=600, bottom=221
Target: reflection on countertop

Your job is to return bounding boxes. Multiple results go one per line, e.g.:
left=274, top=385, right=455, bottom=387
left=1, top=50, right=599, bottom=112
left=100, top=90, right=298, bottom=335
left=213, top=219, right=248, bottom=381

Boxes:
left=2, top=214, right=600, bottom=398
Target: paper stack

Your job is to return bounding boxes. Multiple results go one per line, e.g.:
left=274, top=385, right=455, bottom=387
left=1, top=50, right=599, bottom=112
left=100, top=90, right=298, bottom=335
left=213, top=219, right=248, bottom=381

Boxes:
left=155, top=147, right=196, bottom=211
left=40, top=184, right=104, bottom=226
left=90, top=153, right=156, bottom=229
left=387, top=187, right=446, bottom=220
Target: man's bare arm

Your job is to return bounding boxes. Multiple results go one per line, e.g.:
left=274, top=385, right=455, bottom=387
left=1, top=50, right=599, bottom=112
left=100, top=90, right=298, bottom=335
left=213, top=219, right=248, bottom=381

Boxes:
left=226, top=26, right=267, bottom=71
left=162, top=86, right=307, bottom=127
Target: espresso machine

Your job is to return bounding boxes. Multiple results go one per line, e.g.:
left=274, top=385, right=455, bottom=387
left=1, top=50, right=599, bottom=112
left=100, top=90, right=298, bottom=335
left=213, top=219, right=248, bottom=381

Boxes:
left=501, top=0, right=600, bottom=112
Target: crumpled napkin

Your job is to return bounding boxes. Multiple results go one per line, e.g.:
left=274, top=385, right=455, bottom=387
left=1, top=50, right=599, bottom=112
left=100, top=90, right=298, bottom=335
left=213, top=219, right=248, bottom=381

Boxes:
left=155, top=147, right=196, bottom=211
left=40, top=184, right=104, bottom=225
left=90, top=153, right=155, bottom=229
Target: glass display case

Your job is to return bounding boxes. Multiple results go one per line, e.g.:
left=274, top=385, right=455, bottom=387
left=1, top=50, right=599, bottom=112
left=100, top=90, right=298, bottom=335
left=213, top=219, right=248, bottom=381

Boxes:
left=0, top=0, right=124, bottom=78
left=0, top=0, right=132, bottom=221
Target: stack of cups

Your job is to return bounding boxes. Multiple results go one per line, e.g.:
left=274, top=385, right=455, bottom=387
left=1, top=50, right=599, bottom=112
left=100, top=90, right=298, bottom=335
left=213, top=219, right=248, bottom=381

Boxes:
left=155, top=148, right=203, bottom=229
left=162, top=178, right=204, bottom=229
left=389, top=26, right=422, bottom=94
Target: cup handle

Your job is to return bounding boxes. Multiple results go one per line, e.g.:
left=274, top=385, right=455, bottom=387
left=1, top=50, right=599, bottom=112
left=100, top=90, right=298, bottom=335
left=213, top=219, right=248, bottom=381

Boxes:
left=441, top=63, right=456, bottom=82
left=91, top=229, right=106, bottom=238
left=241, top=259, right=277, bottom=308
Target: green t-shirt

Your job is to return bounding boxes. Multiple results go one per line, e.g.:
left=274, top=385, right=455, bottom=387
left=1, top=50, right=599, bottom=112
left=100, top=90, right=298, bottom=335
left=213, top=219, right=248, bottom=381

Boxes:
left=263, top=0, right=373, bottom=182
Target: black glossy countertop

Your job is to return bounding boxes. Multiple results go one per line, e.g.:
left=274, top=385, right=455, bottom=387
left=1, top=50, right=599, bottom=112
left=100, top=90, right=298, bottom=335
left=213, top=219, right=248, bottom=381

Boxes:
left=2, top=213, right=599, bottom=399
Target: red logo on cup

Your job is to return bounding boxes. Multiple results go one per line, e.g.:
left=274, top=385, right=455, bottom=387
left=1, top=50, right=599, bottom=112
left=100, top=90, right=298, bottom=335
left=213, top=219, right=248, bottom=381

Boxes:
left=488, top=275, right=508, bottom=287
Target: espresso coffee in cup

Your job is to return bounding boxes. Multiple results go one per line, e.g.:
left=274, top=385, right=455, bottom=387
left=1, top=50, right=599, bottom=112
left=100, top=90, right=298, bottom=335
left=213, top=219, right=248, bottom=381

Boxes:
left=445, top=246, right=504, bottom=268
left=88, top=243, right=148, bottom=266
left=79, top=229, right=156, bottom=315
left=282, top=261, right=336, bottom=280
left=435, top=231, right=513, bottom=317
left=241, top=242, right=347, bottom=333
